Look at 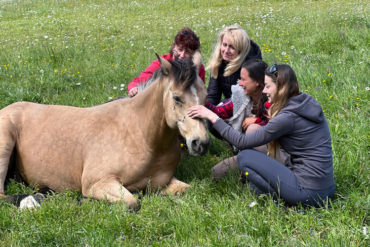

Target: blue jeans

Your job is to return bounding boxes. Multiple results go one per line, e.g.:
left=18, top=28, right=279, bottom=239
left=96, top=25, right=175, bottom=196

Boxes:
left=237, top=149, right=335, bottom=207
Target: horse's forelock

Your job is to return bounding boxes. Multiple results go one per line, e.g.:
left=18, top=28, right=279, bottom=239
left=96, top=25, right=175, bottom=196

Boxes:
left=138, top=59, right=197, bottom=93
left=169, top=59, right=197, bottom=90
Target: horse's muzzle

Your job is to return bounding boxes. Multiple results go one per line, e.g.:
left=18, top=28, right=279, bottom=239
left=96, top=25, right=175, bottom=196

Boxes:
left=189, top=138, right=209, bottom=155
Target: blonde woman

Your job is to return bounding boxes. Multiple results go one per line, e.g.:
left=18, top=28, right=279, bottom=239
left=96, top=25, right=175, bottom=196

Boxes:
left=206, top=24, right=262, bottom=105
left=188, top=64, right=335, bottom=207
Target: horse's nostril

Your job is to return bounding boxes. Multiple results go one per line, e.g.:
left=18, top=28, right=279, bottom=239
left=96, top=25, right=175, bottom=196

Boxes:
left=191, top=139, right=209, bottom=155
left=191, top=139, right=200, bottom=151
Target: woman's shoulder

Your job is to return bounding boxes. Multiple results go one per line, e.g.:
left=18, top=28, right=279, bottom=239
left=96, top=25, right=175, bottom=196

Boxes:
left=245, top=40, right=262, bottom=60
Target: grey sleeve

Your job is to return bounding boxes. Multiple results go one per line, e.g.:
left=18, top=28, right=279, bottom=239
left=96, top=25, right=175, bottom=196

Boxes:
left=213, top=113, right=294, bottom=150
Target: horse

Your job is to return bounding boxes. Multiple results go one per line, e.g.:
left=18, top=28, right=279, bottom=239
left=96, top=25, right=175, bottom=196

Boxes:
left=0, top=52, right=209, bottom=210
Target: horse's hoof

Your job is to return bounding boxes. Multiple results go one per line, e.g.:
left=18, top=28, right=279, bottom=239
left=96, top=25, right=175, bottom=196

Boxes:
left=128, top=201, right=141, bottom=212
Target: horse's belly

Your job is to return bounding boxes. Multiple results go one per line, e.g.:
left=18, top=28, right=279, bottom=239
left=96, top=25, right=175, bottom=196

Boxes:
left=16, top=151, right=83, bottom=192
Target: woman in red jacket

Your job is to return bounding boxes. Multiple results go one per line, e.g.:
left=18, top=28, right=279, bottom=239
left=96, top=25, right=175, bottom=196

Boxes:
left=128, top=27, right=206, bottom=97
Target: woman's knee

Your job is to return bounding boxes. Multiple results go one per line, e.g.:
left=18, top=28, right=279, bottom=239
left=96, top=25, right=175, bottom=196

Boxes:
left=245, top=123, right=261, bottom=134
left=237, top=149, right=257, bottom=170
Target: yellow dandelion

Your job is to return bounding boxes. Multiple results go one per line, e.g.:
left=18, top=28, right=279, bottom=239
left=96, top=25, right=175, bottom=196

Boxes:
left=328, top=73, right=332, bottom=76
left=245, top=171, right=249, bottom=176
left=132, top=52, right=136, bottom=56
left=356, top=97, right=360, bottom=100
left=322, top=80, right=326, bottom=83
left=329, top=95, right=333, bottom=99
left=54, top=69, right=58, bottom=73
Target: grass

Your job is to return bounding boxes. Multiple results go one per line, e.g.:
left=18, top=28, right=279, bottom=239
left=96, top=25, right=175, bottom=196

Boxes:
left=0, top=0, right=369, bottom=246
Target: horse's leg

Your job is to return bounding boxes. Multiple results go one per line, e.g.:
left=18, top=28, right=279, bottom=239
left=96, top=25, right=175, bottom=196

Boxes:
left=161, top=177, right=189, bottom=195
left=0, top=120, right=16, bottom=197
left=82, top=177, right=139, bottom=210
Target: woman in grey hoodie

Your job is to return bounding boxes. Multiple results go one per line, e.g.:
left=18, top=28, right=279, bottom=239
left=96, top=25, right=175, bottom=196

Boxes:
left=188, top=64, right=335, bottom=207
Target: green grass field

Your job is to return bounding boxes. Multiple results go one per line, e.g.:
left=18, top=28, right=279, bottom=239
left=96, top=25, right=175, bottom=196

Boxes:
left=0, top=0, right=369, bottom=246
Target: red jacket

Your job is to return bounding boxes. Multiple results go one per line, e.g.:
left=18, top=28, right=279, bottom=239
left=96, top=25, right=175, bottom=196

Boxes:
left=128, top=53, right=206, bottom=91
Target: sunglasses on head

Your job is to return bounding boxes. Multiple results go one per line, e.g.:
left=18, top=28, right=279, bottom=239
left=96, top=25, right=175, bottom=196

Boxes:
left=269, top=64, right=278, bottom=76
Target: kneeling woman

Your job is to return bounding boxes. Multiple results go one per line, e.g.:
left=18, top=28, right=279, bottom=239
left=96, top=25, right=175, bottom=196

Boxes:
left=188, top=64, right=335, bottom=207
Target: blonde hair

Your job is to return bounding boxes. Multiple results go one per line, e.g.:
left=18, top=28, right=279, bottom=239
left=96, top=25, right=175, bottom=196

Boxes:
left=207, top=24, right=251, bottom=78
left=265, top=64, right=300, bottom=160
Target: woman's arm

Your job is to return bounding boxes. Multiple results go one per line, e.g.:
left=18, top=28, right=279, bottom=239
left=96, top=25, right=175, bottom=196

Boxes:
left=205, top=100, right=233, bottom=119
left=213, top=113, right=294, bottom=150
left=188, top=105, right=220, bottom=124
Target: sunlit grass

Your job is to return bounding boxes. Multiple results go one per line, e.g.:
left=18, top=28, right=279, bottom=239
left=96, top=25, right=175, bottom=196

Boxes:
left=0, top=0, right=369, bottom=246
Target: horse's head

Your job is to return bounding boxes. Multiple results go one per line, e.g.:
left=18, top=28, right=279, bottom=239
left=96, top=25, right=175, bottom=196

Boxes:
left=158, top=52, right=209, bottom=155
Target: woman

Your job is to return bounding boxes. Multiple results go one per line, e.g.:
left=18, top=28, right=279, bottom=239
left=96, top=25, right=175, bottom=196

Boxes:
left=206, top=24, right=262, bottom=105
left=188, top=64, right=335, bottom=207
left=205, top=59, right=271, bottom=180
left=127, top=27, right=206, bottom=97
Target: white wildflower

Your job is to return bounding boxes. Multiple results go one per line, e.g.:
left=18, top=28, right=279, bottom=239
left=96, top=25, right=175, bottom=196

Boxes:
left=249, top=201, right=257, bottom=207
left=290, top=46, right=295, bottom=50
left=44, top=35, right=48, bottom=39
left=366, top=87, right=369, bottom=91
left=39, top=69, right=44, bottom=73
left=281, top=51, right=286, bottom=56
left=363, top=226, right=367, bottom=235
left=353, top=85, right=357, bottom=90
left=76, top=82, right=81, bottom=86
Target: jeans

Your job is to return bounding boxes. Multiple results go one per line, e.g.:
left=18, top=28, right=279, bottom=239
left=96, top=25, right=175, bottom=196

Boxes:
left=237, top=149, right=335, bottom=207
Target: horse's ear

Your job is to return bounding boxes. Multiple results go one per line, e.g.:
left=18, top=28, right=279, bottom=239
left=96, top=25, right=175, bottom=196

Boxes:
left=192, top=50, right=202, bottom=74
left=156, top=53, right=171, bottom=76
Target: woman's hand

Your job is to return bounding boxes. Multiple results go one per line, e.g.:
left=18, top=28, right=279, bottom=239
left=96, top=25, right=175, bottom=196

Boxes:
left=188, top=105, right=219, bottom=124
left=128, top=87, right=138, bottom=97
left=242, top=117, right=257, bottom=132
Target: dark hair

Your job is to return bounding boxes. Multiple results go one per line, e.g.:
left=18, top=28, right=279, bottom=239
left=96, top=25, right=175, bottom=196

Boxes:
left=241, top=59, right=268, bottom=118
left=170, top=27, right=200, bottom=54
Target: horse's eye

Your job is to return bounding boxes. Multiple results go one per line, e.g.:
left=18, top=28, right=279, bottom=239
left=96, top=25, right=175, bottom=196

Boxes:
left=173, top=96, right=183, bottom=104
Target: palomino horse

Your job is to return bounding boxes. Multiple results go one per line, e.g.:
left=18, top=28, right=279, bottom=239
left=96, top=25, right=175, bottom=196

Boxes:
left=0, top=53, right=209, bottom=210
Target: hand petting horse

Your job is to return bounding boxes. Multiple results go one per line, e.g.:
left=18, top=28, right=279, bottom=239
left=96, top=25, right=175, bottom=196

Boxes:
left=0, top=52, right=209, bottom=210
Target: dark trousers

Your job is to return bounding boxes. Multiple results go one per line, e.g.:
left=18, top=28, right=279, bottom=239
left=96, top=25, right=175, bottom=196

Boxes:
left=237, top=149, right=335, bottom=207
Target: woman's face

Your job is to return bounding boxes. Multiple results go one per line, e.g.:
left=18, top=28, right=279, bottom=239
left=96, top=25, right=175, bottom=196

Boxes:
left=239, top=68, right=259, bottom=96
left=220, top=36, right=238, bottom=61
left=263, top=75, right=277, bottom=103
left=172, top=45, right=193, bottom=60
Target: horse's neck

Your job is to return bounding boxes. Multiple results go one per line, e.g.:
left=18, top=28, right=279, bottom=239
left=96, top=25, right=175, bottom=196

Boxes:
left=129, top=81, right=178, bottom=146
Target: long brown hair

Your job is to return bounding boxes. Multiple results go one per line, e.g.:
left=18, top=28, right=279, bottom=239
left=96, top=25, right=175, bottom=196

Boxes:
left=265, top=64, right=300, bottom=159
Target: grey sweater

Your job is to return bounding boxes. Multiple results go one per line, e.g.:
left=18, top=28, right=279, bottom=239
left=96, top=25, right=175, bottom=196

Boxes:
left=213, top=93, right=334, bottom=190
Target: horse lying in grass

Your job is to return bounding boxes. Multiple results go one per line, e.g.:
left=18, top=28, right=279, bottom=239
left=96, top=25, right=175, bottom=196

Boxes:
left=0, top=53, right=209, bottom=210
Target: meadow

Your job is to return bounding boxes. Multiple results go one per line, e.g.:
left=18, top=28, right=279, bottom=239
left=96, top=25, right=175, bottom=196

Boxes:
left=0, top=0, right=369, bottom=246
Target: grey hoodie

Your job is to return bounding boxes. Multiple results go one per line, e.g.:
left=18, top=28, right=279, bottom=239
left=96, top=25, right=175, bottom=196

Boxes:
left=213, top=93, right=334, bottom=190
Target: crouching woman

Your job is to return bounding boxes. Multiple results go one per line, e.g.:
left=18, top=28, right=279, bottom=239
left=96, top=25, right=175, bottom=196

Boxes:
left=188, top=64, right=335, bottom=207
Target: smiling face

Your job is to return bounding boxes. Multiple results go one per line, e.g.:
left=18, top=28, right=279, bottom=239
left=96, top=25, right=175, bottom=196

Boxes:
left=238, top=68, right=260, bottom=97
left=263, top=75, right=277, bottom=103
left=172, top=45, right=193, bottom=60
left=220, top=35, right=238, bottom=61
